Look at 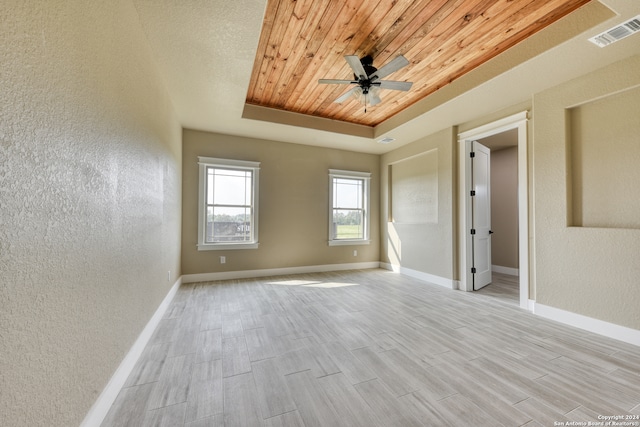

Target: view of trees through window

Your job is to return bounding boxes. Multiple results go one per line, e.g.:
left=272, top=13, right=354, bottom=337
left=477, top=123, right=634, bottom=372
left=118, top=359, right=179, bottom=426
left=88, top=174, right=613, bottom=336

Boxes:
left=209, top=213, right=249, bottom=223
left=333, top=210, right=363, bottom=239
left=206, top=212, right=251, bottom=242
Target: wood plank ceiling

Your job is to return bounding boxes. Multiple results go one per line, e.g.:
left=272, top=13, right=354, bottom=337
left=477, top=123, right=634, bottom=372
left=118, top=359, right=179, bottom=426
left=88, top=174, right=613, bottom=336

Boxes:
left=246, top=0, right=591, bottom=127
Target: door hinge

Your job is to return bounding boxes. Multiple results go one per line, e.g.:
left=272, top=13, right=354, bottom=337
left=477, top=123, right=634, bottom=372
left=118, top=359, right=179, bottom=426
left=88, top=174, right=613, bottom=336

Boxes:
left=470, top=228, right=476, bottom=235
left=470, top=190, right=476, bottom=196
left=471, top=267, right=477, bottom=274
left=470, top=151, right=475, bottom=158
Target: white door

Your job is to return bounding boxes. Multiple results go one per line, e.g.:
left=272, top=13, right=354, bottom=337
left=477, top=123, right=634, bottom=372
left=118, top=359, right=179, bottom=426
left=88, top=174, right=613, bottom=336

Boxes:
left=471, top=141, right=492, bottom=290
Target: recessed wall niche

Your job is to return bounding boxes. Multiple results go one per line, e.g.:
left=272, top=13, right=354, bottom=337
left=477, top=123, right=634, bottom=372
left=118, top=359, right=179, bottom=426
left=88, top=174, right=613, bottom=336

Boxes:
left=389, top=149, right=438, bottom=224
left=568, top=85, right=640, bottom=229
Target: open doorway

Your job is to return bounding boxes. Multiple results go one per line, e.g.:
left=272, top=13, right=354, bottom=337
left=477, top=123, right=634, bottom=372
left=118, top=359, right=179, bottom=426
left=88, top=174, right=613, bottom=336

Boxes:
left=458, top=111, right=530, bottom=310
left=477, top=130, right=519, bottom=304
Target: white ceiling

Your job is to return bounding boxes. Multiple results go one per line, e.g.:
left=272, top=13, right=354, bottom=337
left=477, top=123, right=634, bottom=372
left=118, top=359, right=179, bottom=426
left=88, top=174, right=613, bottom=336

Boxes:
left=132, top=0, right=640, bottom=154
left=479, top=128, right=518, bottom=152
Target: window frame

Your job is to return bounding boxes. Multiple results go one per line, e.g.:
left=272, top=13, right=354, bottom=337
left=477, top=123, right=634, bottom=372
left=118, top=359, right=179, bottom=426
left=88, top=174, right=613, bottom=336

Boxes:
left=328, top=169, right=371, bottom=246
left=197, top=157, right=260, bottom=251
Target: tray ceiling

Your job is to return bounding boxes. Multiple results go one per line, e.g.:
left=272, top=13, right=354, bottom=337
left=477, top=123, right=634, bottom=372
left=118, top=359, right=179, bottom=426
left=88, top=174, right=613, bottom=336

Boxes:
left=246, top=0, right=591, bottom=127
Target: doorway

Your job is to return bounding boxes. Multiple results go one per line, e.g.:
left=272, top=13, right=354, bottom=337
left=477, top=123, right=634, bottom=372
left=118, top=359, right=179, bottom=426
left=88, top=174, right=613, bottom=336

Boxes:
left=478, top=132, right=519, bottom=303
left=458, top=111, right=530, bottom=310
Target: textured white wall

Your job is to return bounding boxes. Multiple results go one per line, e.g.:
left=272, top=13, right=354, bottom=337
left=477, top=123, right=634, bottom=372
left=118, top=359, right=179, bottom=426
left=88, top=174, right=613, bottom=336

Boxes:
left=0, top=2, right=181, bottom=426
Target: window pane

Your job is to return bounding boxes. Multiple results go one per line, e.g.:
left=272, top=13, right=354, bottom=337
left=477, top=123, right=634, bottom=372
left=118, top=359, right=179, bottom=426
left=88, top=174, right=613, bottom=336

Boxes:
left=199, top=159, right=260, bottom=250
left=334, top=178, right=362, bottom=209
left=206, top=169, right=215, bottom=205
left=332, top=209, right=363, bottom=239
left=205, top=206, right=252, bottom=243
left=211, top=168, right=252, bottom=206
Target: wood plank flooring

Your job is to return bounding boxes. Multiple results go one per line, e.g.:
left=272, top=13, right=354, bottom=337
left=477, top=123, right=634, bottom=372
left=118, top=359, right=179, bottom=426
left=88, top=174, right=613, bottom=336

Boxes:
left=476, top=272, right=519, bottom=304
left=102, top=269, right=640, bottom=427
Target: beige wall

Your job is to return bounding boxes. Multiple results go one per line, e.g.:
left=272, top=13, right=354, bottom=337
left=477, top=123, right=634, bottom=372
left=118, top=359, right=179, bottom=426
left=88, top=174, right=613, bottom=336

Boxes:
left=380, top=128, right=457, bottom=280
left=182, top=130, right=380, bottom=274
left=490, top=147, right=519, bottom=269
left=569, top=85, right=640, bottom=229
left=533, top=55, right=640, bottom=330
left=0, top=2, right=182, bottom=426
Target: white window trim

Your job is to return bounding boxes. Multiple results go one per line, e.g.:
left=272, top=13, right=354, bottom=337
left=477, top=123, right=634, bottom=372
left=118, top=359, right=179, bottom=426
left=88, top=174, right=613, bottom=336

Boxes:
left=328, top=169, right=371, bottom=246
left=197, top=157, right=260, bottom=251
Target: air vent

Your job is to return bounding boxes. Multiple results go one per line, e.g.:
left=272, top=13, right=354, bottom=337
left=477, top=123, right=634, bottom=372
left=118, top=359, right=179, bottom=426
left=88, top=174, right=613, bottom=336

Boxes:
left=588, top=15, right=640, bottom=47
left=377, top=137, right=395, bottom=144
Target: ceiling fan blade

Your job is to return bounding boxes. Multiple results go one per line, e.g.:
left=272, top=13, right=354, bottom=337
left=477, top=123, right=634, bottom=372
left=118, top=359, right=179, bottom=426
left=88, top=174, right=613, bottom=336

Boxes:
left=344, top=55, right=368, bottom=79
left=318, top=79, right=355, bottom=85
left=378, top=80, right=413, bottom=91
left=335, top=87, right=357, bottom=104
left=370, top=55, right=409, bottom=81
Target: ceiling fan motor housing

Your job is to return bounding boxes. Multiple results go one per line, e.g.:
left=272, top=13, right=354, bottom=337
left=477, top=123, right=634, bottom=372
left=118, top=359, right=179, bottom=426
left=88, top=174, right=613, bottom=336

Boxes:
left=360, top=55, right=377, bottom=76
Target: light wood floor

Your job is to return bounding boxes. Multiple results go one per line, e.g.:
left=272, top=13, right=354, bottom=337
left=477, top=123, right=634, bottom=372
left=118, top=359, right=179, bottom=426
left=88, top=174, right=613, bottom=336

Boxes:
left=102, top=269, right=640, bottom=427
left=476, top=272, right=520, bottom=304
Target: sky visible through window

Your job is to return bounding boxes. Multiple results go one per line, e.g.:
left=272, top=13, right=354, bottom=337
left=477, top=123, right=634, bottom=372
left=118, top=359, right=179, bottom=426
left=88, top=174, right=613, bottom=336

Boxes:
left=333, top=178, right=363, bottom=209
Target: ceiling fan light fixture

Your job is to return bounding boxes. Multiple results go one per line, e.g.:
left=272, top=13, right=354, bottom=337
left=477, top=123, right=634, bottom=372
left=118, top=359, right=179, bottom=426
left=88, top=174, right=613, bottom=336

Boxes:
left=352, top=86, right=364, bottom=103
left=352, top=85, right=381, bottom=105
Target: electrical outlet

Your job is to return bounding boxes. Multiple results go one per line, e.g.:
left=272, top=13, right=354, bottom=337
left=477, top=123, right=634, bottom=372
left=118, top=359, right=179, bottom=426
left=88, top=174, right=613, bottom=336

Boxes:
left=220, top=256, right=226, bottom=264
left=167, top=270, right=171, bottom=282
left=353, top=250, right=357, bottom=257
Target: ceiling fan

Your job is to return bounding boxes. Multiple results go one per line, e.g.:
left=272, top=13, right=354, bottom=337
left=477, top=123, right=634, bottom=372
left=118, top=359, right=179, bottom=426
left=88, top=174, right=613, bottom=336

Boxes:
left=319, top=55, right=413, bottom=111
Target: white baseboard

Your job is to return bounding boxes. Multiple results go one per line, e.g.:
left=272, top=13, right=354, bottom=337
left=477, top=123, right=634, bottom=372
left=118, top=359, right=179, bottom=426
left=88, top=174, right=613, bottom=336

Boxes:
left=182, top=262, right=381, bottom=283
left=533, top=302, right=640, bottom=347
left=80, top=276, right=182, bottom=427
left=492, top=265, right=519, bottom=276
left=380, top=262, right=455, bottom=289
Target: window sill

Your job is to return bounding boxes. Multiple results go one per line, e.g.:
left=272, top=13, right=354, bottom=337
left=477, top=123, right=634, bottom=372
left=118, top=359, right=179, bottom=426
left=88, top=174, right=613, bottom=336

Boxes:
left=197, top=242, right=259, bottom=251
left=328, top=239, right=371, bottom=246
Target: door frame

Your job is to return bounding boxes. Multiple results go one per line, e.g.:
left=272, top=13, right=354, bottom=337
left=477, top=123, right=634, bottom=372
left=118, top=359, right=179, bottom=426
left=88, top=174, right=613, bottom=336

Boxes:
left=457, top=111, right=529, bottom=309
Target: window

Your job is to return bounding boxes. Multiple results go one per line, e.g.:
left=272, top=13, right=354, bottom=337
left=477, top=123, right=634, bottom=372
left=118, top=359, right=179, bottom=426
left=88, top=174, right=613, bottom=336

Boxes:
left=328, top=169, right=371, bottom=246
left=198, top=157, right=260, bottom=250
